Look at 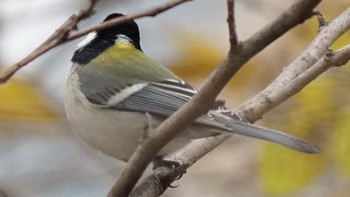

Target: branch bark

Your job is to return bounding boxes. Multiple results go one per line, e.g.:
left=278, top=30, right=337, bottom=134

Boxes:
left=227, top=0, right=238, bottom=47
left=0, top=0, right=100, bottom=83
left=130, top=5, right=350, bottom=197
left=238, top=6, right=350, bottom=121
left=108, top=0, right=322, bottom=196
left=0, top=0, right=191, bottom=84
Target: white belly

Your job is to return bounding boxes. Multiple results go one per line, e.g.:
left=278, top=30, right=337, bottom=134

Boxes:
left=66, top=99, right=148, bottom=161
left=64, top=74, right=193, bottom=161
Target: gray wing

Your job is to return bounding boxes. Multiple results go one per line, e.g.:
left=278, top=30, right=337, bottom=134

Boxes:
left=76, top=65, right=131, bottom=106
left=79, top=75, right=320, bottom=154
left=114, top=80, right=193, bottom=115
left=80, top=76, right=229, bottom=129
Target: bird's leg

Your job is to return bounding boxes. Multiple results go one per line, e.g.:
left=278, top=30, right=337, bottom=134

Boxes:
left=152, top=156, right=190, bottom=189
left=152, top=156, right=189, bottom=183
left=143, top=112, right=189, bottom=182
left=142, top=112, right=154, bottom=141
left=143, top=112, right=187, bottom=178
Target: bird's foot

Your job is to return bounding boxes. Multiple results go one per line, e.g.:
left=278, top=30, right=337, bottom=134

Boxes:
left=152, top=156, right=189, bottom=183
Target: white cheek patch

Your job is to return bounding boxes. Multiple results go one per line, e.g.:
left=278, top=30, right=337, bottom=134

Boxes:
left=107, top=83, right=148, bottom=106
left=76, top=32, right=97, bottom=50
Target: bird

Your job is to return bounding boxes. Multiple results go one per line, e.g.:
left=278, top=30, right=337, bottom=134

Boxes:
left=64, top=13, right=320, bottom=162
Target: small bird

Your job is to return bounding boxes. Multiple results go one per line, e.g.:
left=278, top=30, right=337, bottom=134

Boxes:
left=64, top=13, right=319, bottom=162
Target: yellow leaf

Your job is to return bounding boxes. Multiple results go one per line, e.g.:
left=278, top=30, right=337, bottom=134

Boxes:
left=333, top=104, right=350, bottom=176
left=0, top=79, right=58, bottom=122
left=287, top=77, right=335, bottom=137
left=259, top=145, right=325, bottom=196
left=259, top=77, right=334, bottom=195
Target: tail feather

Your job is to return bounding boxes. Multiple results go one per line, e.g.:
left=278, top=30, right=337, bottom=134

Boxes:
left=223, top=119, right=320, bottom=154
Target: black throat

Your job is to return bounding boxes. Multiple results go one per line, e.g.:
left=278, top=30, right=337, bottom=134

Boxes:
left=71, top=13, right=142, bottom=65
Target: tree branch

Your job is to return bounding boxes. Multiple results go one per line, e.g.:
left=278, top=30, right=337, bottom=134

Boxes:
left=332, top=44, right=350, bottom=67
left=239, top=6, right=350, bottom=121
left=131, top=6, right=350, bottom=197
left=108, top=0, right=322, bottom=196
left=227, top=0, right=238, bottom=47
left=68, top=0, right=192, bottom=40
left=0, top=0, right=100, bottom=83
left=0, top=0, right=191, bottom=84
left=282, top=44, right=350, bottom=93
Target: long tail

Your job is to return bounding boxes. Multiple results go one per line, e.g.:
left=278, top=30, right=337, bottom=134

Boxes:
left=222, top=118, right=320, bottom=154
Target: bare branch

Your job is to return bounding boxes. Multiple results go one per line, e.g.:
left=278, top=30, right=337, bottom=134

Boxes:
left=227, top=0, right=238, bottom=47
left=239, top=6, right=350, bottom=122
left=108, top=0, right=322, bottom=196
left=0, top=0, right=100, bottom=83
left=0, top=0, right=191, bottom=84
left=131, top=6, right=350, bottom=196
left=45, top=0, right=100, bottom=44
left=202, top=0, right=322, bottom=94
left=242, top=0, right=322, bottom=61
left=332, top=44, right=350, bottom=66
left=68, top=0, right=192, bottom=40
left=129, top=164, right=189, bottom=197
left=281, top=44, right=350, bottom=93
left=314, top=11, right=329, bottom=31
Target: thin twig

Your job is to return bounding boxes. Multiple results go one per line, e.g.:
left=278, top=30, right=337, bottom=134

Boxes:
left=241, top=0, right=321, bottom=61
left=109, top=0, right=322, bottom=196
left=332, top=44, right=350, bottom=66
left=313, top=10, right=329, bottom=31
left=0, top=0, right=100, bottom=83
left=288, top=44, right=350, bottom=89
left=45, top=0, right=100, bottom=45
left=0, top=0, right=191, bottom=84
left=69, top=0, right=192, bottom=40
left=200, top=0, right=322, bottom=94
left=239, top=6, right=350, bottom=122
left=227, top=0, right=238, bottom=47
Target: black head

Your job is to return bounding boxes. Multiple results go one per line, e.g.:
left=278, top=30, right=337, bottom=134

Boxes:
left=72, top=13, right=142, bottom=65
left=98, top=13, right=141, bottom=49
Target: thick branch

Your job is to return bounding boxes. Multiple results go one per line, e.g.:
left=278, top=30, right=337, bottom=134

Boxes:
left=108, top=0, right=322, bottom=196
left=0, top=0, right=191, bottom=84
left=131, top=6, right=350, bottom=197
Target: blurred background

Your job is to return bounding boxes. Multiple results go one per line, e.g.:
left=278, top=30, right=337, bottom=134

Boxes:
left=1, top=0, right=350, bottom=196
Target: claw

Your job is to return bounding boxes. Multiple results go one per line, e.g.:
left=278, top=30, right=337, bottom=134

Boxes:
left=152, top=156, right=190, bottom=189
